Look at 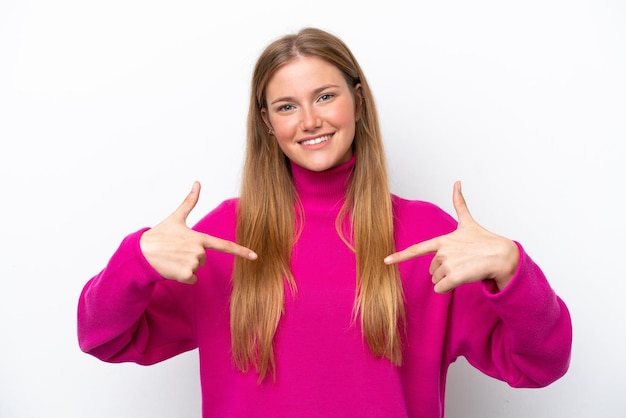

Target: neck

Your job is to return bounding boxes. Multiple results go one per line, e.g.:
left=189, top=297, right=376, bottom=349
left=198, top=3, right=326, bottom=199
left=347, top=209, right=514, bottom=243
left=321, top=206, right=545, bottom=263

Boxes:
left=290, top=156, right=356, bottom=212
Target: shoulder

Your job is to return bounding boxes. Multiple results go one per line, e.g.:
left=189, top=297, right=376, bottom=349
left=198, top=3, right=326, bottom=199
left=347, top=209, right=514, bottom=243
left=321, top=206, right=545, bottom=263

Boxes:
left=392, top=194, right=454, bottom=225
left=392, top=194, right=457, bottom=241
left=192, top=198, right=239, bottom=239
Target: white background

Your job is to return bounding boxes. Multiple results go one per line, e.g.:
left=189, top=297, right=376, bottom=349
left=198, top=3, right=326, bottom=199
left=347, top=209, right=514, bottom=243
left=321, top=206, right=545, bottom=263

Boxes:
left=1, top=0, right=624, bottom=417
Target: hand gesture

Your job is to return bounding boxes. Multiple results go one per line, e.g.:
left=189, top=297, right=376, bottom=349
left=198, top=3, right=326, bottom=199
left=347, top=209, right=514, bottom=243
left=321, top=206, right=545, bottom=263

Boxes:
left=139, top=182, right=257, bottom=284
left=384, top=181, right=519, bottom=293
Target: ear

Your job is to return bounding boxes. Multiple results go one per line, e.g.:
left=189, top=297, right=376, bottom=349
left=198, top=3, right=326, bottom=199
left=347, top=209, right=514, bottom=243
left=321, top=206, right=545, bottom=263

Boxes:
left=354, top=83, right=364, bottom=122
left=260, top=108, right=273, bottom=132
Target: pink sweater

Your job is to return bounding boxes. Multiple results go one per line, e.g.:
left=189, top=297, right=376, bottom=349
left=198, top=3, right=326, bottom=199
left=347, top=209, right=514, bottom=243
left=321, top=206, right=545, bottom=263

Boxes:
left=77, top=158, right=572, bottom=417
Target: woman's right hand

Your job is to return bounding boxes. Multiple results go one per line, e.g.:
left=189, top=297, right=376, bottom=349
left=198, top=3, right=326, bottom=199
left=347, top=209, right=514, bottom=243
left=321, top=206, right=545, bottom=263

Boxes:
left=139, top=181, right=257, bottom=284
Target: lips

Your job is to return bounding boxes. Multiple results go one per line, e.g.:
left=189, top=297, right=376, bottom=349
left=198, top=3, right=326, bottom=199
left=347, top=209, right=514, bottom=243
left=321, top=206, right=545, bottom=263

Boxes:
left=299, top=134, right=332, bottom=146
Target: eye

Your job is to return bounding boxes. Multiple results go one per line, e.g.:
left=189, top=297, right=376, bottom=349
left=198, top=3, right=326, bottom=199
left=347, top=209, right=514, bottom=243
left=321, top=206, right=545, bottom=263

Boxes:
left=318, top=93, right=334, bottom=102
left=277, top=104, right=295, bottom=112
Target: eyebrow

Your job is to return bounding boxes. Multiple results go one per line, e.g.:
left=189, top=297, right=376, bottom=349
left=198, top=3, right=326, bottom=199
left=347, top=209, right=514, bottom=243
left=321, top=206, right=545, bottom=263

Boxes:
left=269, top=84, right=341, bottom=106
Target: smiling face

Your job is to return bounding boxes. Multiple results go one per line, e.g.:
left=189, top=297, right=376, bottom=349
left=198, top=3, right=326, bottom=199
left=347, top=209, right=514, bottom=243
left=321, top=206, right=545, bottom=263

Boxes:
left=261, top=56, right=362, bottom=172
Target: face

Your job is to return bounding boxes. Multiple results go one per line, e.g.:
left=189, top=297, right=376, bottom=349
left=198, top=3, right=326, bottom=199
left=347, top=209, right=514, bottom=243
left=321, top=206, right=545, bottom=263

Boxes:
left=261, top=56, right=362, bottom=172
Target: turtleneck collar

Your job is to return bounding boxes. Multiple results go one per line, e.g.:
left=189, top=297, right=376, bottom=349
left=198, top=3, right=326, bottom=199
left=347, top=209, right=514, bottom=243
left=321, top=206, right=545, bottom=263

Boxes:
left=290, top=155, right=356, bottom=212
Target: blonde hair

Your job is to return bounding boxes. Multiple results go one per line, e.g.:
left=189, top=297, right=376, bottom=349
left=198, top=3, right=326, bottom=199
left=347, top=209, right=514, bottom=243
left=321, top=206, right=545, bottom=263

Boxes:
left=231, top=27, right=405, bottom=381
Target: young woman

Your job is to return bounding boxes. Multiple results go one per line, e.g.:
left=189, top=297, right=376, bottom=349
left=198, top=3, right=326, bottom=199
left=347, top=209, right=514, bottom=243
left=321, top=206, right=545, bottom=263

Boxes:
left=78, top=27, right=572, bottom=417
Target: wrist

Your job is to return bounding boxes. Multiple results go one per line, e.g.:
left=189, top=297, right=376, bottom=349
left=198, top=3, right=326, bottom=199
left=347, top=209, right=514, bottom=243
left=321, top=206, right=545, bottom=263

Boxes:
left=493, top=238, right=520, bottom=291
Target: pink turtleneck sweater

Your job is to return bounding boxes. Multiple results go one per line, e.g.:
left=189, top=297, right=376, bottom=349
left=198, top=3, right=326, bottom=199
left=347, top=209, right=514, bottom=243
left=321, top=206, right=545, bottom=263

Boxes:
left=77, top=158, right=571, bottom=417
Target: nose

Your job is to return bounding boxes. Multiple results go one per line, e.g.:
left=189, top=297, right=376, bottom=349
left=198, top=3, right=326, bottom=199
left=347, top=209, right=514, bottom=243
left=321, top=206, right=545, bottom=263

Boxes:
left=300, top=106, right=321, bottom=131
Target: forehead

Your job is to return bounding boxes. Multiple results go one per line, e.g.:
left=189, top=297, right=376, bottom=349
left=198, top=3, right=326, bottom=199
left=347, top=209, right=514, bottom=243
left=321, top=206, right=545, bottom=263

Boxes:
left=265, top=56, right=347, bottom=99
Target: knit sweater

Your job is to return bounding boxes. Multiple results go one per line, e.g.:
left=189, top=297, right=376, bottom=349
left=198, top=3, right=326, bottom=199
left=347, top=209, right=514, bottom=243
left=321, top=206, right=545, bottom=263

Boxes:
left=77, top=157, right=572, bottom=417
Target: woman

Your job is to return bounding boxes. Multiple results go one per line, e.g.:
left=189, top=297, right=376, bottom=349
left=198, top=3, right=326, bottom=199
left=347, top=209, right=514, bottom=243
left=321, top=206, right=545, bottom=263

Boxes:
left=78, top=27, right=571, bottom=417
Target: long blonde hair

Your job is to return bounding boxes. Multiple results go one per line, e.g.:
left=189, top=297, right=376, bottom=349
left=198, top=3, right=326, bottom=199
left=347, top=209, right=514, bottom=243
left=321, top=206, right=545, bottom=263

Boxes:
left=231, top=27, right=405, bottom=381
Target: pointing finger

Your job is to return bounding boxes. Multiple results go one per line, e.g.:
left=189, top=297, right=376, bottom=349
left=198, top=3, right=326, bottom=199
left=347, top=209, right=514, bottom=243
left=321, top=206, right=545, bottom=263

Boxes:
left=200, top=233, right=258, bottom=260
left=384, top=237, right=441, bottom=265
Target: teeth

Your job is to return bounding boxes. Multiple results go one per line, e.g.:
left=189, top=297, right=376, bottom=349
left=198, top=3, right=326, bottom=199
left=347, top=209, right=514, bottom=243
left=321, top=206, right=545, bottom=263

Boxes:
left=300, top=135, right=331, bottom=146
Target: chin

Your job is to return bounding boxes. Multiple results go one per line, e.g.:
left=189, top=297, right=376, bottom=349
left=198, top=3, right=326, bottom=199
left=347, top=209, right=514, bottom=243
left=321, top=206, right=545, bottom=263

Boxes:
left=301, top=160, right=340, bottom=172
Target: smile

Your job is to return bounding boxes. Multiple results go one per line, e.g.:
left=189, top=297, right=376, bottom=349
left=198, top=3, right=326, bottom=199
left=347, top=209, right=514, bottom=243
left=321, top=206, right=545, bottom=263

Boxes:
left=299, top=135, right=332, bottom=146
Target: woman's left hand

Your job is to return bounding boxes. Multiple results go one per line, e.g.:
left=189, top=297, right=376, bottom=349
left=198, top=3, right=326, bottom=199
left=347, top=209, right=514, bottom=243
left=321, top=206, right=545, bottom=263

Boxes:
left=384, top=181, right=520, bottom=294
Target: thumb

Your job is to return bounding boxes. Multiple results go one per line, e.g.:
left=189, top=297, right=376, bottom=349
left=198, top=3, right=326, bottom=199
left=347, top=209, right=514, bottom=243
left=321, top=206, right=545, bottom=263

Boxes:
left=452, top=180, right=474, bottom=226
left=171, top=181, right=201, bottom=223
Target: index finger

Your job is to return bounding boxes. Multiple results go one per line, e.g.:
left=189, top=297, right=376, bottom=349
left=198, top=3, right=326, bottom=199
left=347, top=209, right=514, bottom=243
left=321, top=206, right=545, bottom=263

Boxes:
left=200, top=233, right=258, bottom=260
left=384, top=236, right=440, bottom=265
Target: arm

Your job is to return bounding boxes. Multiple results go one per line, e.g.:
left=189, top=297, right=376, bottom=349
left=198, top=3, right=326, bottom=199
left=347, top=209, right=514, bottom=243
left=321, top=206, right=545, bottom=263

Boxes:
left=77, top=229, right=197, bottom=364
left=77, top=182, right=257, bottom=364
left=448, top=244, right=572, bottom=387
left=387, top=182, right=572, bottom=387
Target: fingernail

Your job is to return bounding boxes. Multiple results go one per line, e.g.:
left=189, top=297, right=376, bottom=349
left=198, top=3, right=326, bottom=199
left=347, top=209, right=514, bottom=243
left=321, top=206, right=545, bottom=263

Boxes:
left=249, top=252, right=258, bottom=260
left=384, top=256, right=393, bottom=264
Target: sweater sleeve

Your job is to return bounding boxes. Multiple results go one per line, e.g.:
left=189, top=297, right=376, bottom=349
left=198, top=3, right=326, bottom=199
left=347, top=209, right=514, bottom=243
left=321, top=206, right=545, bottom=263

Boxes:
left=446, top=242, right=572, bottom=388
left=393, top=195, right=572, bottom=389
left=77, top=228, right=197, bottom=365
